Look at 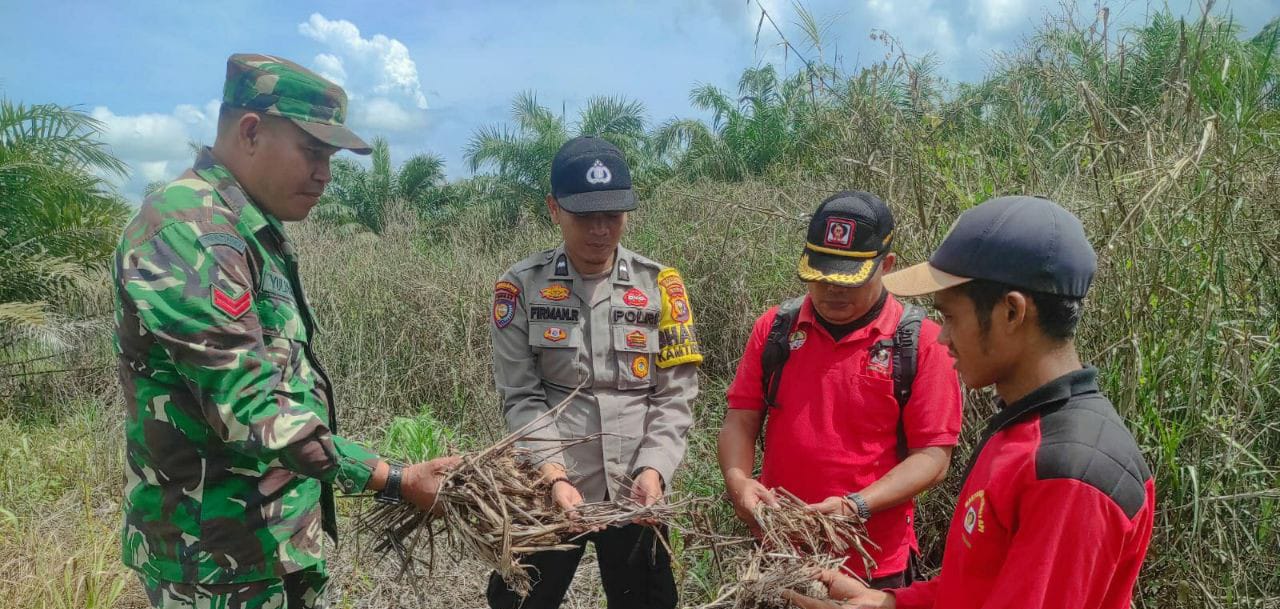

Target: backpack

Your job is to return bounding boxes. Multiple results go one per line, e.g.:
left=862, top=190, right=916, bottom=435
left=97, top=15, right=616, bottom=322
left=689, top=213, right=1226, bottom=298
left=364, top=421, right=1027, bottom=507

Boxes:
left=760, top=297, right=926, bottom=461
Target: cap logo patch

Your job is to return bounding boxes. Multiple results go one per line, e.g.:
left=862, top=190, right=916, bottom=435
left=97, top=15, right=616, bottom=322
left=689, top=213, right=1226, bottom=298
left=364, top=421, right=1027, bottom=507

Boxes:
left=623, top=288, right=649, bottom=308
left=586, top=160, right=612, bottom=185
left=824, top=218, right=855, bottom=248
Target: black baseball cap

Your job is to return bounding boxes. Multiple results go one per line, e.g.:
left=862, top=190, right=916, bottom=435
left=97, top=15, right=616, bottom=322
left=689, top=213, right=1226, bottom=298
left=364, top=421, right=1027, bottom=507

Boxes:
left=550, top=135, right=636, bottom=213
left=797, top=191, right=896, bottom=287
left=883, top=195, right=1097, bottom=298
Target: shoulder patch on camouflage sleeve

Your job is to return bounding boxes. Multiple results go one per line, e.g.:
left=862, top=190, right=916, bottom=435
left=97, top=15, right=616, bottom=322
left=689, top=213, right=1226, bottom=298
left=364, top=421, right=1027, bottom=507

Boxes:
left=656, top=268, right=703, bottom=368
left=197, top=232, right=247, bottom=253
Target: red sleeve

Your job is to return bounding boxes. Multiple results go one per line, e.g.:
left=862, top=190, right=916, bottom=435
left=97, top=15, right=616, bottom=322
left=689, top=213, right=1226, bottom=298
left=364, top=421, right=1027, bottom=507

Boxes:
left=889, top=576, right=939, bottom=609
left=903, top=320, right=963, bottom=449
left=724, top=307, right=778, bottom=411
left=978, top=477, right=1137, bottom=609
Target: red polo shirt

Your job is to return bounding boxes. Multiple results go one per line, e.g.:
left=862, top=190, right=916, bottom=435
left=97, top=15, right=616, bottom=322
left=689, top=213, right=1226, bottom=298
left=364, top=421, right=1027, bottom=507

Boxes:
left=890, top=368, right=1155, bottom=609
left=726, top=295, right=962, bottom=578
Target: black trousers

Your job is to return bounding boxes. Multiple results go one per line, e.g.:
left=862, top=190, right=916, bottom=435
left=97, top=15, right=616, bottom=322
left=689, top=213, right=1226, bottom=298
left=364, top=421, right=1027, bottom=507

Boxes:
left=486, top=524, right=677, bottom=609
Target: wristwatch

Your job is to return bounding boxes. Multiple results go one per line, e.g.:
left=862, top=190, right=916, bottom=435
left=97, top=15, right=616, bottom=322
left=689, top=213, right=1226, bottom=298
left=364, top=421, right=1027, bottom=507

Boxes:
left=844, top=492, right=872, bottom=520
left=375, top=463, right=405, bottom=505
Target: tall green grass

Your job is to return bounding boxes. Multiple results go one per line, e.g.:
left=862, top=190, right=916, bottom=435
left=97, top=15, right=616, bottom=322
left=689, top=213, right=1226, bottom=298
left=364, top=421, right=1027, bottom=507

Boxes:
left=0, top=6, right=1275, bottom=608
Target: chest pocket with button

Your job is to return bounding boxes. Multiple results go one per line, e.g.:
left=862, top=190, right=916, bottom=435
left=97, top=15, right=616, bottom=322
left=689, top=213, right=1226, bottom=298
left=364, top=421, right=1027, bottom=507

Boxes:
left=254, top=261, right=313, bottom=395
left=529, top=321, right=587, bottom=387
left=609, top=281, right=660, bottom=388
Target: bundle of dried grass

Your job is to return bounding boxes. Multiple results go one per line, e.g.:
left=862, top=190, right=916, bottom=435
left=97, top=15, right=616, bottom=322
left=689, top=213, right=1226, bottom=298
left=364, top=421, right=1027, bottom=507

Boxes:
left=690, top=487, right=875, bottom=609
left=354, top=396, right=682, bottom=597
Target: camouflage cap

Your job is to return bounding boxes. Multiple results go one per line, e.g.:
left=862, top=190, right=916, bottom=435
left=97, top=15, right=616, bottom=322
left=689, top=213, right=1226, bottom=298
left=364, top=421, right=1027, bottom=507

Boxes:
left=223, top=53, right=371, bottom=155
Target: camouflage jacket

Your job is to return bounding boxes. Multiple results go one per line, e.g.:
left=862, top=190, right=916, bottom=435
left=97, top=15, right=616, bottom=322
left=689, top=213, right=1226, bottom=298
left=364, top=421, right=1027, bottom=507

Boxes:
left=113, top=148, right=379, bottom=584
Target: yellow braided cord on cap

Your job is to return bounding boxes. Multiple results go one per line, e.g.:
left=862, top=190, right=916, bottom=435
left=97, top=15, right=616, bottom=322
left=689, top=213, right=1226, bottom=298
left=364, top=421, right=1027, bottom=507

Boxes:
left=797, top=253, right=875, bottom=285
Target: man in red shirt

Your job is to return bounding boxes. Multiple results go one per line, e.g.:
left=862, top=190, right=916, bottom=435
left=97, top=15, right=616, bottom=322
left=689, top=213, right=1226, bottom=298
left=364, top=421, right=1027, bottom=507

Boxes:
left=786, top=195, right=1155, bottom=609
left=718, top=191, right=964, bottom=587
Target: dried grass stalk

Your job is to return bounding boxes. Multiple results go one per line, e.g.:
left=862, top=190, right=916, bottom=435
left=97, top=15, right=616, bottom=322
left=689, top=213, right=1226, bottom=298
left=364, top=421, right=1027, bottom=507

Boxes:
left=690, top=487, right=876, bottom=609
left=353, top=392, right=683, bottom=597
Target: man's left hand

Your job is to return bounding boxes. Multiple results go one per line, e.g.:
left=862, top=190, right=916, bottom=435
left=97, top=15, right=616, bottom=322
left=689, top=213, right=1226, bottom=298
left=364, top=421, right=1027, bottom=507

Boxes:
left=630, top=468, right=664, bottom=526
left=808, top=495, right=852, bottom=516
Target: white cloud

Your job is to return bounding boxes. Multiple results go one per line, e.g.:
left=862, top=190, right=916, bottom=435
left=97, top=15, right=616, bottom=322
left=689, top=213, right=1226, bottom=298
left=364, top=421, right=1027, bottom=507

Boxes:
left=313, top=53, right=347, bottom=86
left=353, top=97, right=426, bottom=132
left=299, top=13, right=428, bottom=110
left=971, top=0, right=1031, bottom=32
left=89, top=100, right=219, bottom=200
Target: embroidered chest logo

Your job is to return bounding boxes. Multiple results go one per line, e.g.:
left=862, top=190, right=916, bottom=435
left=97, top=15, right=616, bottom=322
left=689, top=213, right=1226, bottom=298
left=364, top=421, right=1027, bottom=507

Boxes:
left=623, top=288, right=649, bottom=308
left=631, top=354, right=650, bottom=378
left=962, top=489, right=987, bottom=547
left=493, top=281, right=519, bottom=329
left=540, top=284, right=570, bottom=301
left=586, top=159, right=612, bottom=184
left=788, top=330, right=807, bottom=350
left=543, top=327, right=568, bottom=342
left=868, top=345, right=891, bottom=374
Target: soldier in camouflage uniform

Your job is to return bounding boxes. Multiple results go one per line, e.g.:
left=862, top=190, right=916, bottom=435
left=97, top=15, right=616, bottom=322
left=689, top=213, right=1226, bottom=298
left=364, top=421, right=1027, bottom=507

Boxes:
left=487, top=136, right=702, bottom=609
left=113, top=53, right=458, bottom=609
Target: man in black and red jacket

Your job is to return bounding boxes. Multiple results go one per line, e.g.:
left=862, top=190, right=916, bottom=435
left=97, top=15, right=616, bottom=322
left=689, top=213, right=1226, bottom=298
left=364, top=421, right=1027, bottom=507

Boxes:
left=787, top=195, right=1155, bottom=609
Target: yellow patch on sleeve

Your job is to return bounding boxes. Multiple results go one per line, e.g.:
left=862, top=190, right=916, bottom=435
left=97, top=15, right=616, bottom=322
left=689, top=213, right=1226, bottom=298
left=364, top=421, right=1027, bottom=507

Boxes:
left=656, top=268, right=703, bottom=368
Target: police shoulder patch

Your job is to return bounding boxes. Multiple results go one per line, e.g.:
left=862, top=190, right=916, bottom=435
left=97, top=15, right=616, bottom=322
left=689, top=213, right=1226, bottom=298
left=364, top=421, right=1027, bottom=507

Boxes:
left=656, top=268, right=703, bottom=368
left=493, top=280, right=520, bottom=329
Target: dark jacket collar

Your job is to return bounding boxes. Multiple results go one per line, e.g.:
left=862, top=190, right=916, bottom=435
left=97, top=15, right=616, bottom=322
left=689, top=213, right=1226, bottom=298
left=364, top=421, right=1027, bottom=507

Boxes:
left=961, top=367, right=1101, bottom=484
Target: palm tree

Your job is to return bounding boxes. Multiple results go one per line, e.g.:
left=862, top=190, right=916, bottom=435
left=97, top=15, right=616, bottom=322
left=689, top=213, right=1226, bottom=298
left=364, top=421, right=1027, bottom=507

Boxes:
left=0, top=99, right=130, bottom=355
left=314, top=137, right=448, bottom=234
left=652, top=65, right=822, bottom=181
left=464, top=91, right=649, bottom=224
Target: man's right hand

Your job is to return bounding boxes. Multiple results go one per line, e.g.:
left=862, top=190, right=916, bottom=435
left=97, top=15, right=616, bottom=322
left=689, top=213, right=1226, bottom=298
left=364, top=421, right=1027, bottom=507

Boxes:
left=402, top=456, right=462, bottom=514
left=725, top=476, right=778, bottom=534
left=783, top=569, right=895, bottom=609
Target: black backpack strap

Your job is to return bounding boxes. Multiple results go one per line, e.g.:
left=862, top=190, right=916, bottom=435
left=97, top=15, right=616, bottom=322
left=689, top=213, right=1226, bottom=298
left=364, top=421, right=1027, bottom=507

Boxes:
left=893, top=304, right=926, bottom=461
left=760, top=296, right=805, bottom=409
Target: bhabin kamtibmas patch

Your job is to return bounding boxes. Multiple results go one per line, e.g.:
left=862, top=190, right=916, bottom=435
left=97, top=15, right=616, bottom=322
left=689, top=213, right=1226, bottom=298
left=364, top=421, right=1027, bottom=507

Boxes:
left=655, top=268, right=703, bottom=368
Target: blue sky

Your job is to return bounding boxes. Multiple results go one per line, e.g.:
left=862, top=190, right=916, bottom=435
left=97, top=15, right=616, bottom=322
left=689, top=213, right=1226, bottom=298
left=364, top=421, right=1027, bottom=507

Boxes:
left=3, top=0, right=1275, bottom=200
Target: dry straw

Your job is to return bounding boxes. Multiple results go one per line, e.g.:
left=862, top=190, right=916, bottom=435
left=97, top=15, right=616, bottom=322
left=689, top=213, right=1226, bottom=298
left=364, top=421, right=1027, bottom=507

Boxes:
left=690, top=488, right=875, bottom=609
left=354, top=389, right=685, bottom=598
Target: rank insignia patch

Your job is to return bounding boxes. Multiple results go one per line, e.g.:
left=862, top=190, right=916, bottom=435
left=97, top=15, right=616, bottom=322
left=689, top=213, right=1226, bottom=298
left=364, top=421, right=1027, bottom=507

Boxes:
left=212, top=286, right=252, bottom=319
left=626, top=330, right=647, bottom=349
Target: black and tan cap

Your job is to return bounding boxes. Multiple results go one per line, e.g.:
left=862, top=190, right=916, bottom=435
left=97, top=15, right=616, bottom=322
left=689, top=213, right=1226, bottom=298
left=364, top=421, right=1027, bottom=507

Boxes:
left=797, top=191, right=895, bottom=287
left=883, top=195, right=1097, bottom=298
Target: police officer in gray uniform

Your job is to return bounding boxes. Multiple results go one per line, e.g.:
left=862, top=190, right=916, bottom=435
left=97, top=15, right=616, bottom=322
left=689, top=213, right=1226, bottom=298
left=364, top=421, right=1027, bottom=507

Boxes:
left=487, top=136, right=702, bottom=609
